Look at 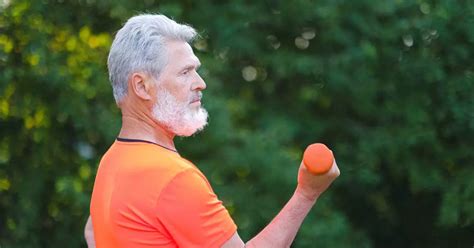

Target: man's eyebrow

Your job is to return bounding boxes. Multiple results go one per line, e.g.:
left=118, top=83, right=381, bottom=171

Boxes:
left=182, top=62, right=201, bottom=71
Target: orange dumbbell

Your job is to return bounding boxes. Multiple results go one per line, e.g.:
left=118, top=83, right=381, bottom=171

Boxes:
left=303, top=143, right=334, bottom=175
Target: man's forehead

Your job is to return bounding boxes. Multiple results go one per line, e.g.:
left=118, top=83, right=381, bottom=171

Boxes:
left=167, top=40, right=200, bottom=66
left=189, top=54, right=201, bottom=67
left=177, top=54, right=201, bottom=69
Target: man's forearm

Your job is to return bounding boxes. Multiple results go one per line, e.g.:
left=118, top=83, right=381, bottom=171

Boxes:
left=245, top=189, right=318, bottom=248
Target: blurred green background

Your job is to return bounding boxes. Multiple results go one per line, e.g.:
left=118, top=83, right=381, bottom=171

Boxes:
left=0, top=0, right=473, bottom=247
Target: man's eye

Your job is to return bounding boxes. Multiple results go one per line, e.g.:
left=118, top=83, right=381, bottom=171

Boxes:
left=182, top=70, right=190, bottom=75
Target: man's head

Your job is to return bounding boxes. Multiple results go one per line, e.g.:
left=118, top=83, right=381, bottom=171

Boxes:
left=108, top=14, right=208, bottom=137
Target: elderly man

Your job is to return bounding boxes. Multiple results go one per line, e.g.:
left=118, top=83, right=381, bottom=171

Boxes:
left=85, top=14, right=340, bottom=248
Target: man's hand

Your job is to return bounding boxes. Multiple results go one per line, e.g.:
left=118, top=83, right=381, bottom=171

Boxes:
left=296, top=159, right=340, bottom=201
left=84, top=216, right=96, bottom=248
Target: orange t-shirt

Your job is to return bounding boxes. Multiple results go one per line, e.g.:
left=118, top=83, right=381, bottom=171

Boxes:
left=90, top=139, right=237, bottom=248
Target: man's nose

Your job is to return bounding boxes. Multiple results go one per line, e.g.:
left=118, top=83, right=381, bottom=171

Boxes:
left=193, top=73, right=207, bottom=91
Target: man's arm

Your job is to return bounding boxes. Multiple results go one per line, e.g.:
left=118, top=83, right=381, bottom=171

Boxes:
left=222, top=160, right=340, bottom=248
left=84, top=215, right=96, bottom=248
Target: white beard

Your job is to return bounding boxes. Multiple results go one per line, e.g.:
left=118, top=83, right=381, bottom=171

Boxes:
left=151, top=87, right=208, bottom=137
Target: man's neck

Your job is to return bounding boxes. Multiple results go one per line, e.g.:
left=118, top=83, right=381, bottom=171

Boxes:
left=118, top=114, right=176, bottom=152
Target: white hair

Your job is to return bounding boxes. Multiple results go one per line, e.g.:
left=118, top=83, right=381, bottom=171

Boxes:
left=107, top=14, right=197, bottom=103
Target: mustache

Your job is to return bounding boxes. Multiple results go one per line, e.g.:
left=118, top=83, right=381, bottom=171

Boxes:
left=190, top=92, right=202, bottom=103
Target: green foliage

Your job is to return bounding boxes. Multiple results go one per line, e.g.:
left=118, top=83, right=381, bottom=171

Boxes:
left=0, top=0, right=473, bottom=247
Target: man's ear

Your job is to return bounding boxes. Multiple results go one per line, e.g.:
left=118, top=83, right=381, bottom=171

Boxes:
left=129, top=72, right=152, bottom=101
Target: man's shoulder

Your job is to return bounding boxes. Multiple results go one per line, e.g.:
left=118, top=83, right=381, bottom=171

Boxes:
left=98, top=141, right=197, bottom=179
left=94, top=141, right=205, bottom=202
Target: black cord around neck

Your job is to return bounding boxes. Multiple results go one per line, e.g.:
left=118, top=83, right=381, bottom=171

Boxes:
left=116, top=137, right=178, bottom=153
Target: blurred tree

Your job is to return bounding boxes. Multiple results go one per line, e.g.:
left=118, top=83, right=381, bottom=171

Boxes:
left=0, top=0, right=472, bottom=247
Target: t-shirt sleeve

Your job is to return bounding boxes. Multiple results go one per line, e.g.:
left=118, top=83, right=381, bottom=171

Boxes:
left=155, top=168, right=237, bottom=248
